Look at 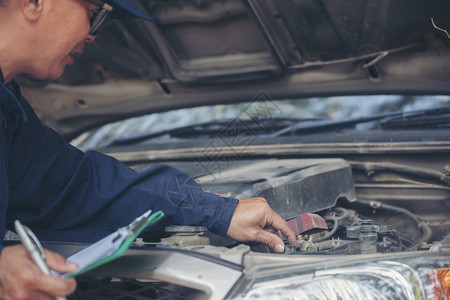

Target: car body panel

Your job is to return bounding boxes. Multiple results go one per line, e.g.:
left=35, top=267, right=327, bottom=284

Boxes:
left=16, top=0, right=450, bottom=139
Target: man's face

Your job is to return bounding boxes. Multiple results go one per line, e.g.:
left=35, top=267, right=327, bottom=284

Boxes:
left=28, top=0, right=98, bottom=80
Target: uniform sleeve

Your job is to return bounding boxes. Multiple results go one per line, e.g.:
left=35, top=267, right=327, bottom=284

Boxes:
left=0, top=107, right=8, bottom=252
left=6, top=96, right=238, bottom=243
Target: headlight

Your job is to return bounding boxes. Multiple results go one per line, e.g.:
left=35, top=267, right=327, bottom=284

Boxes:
left=230, top=253, right=449, bottom=300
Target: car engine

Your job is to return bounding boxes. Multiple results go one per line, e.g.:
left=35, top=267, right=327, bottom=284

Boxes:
left=133, top=158, right=446, bottom=256
left=52, top=157, right=449, bottom=299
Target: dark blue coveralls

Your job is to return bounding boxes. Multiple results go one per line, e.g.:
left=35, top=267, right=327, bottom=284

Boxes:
left=0, top=69, right=238, bottom=252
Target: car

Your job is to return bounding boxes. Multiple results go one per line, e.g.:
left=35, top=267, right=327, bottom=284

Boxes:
left=15, top=0, right=450, bottom=299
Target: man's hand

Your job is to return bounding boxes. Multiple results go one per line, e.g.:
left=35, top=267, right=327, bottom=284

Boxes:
left=227, top=197, right=297, bottom=253
left=0, top=245, right=77, bottom=300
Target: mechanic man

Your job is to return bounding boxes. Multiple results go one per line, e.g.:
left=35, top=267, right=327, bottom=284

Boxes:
left=0, top=0, right=296, bottom=298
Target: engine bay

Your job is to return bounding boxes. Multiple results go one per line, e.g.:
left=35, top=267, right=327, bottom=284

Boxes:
left=38, top=156, right=450, bottom=299
left=136, top=158, right=450, bottom=256
left=149, top=199, right=437, bottom=257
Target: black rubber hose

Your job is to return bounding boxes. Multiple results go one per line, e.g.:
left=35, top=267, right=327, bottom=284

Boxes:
left=314, top=207, right=349, bottom=242
left=357, top=200, right=432, bottom=251
left=314, top=217, right=339, bottom=242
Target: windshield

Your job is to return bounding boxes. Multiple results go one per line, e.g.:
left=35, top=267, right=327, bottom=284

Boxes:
left=72, top=94, right=450, bottom=151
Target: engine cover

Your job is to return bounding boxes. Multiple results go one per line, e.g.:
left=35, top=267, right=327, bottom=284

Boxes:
left=195, top=158, right=356, bottom=219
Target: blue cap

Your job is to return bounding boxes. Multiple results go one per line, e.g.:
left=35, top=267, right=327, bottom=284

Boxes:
left=105, top=0, right=152, bottom=21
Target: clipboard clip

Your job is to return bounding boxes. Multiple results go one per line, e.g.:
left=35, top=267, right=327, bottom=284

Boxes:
left=115, top=210, right=153, bottom=242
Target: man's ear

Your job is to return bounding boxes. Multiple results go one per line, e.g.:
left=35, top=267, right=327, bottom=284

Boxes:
left=20, top=0, right=44, bottom=21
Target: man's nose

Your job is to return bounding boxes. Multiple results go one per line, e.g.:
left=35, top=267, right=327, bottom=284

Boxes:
left=85, top=34, right=96, bottom=43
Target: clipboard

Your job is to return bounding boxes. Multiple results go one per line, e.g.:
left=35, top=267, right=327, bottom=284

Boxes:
left=60, top=209, right=164, bottom=278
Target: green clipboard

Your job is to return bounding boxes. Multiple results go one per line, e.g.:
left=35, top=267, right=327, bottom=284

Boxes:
left=62, top=210, right=164, bottom=278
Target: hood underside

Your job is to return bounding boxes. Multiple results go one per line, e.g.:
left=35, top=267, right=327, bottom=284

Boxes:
left=17, top=0, right=450, bottom=139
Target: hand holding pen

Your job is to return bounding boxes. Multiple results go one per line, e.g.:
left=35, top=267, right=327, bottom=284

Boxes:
left=0, top=221, right=77, bottom=300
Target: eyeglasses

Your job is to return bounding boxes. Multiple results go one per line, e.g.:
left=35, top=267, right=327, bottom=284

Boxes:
left=84, top=0, right=114, bottom=35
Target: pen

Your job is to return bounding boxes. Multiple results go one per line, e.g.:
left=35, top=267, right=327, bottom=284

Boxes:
left=14, top=220, right=67, bottom=300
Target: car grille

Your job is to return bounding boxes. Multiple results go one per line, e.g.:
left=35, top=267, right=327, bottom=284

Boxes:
left=68, top=277, right=202, bottom=299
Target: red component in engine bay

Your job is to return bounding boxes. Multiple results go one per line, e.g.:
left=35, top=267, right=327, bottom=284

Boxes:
left=278, top=213, right=328, bottom=239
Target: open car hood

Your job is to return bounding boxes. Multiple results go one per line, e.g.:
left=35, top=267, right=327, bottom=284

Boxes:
left=17, top=0, right=450, bottom=140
